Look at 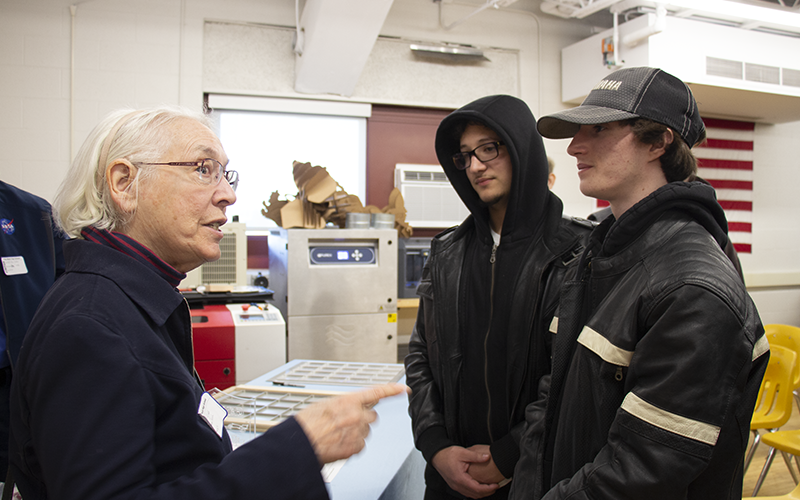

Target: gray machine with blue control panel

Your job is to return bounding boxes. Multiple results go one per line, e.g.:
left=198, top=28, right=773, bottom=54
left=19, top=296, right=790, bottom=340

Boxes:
left=268, top=228, right=398, bottom=363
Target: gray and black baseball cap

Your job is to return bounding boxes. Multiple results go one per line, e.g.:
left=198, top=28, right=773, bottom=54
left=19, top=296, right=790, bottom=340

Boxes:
left=537, top=67, right=705, bottom=147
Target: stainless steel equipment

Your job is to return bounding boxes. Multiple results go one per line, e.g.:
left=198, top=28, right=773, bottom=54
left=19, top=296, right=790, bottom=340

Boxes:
left=268, top=228, right=398, bottom=363
left=398, top=237, right=432, bottom=299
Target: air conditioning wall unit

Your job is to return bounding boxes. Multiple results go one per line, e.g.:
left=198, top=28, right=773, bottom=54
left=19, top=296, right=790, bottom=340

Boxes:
left=561, top=13, right=800, bottom=123
left=394, top=163, right=469, bottom=228
left=181, top=221, right=248, bottom=289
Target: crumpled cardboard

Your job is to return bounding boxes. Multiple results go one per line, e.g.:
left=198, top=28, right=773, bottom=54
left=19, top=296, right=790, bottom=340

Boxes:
left=261, top=161, right=413, bottom=237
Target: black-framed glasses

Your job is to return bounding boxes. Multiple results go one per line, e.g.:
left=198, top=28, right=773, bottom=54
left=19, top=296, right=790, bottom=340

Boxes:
left=138, top=158, right=239, bottom=191
left=451, top=141, right=505, bottom=170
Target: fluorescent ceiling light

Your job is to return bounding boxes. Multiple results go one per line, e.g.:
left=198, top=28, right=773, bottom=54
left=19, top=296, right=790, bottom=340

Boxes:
left=410, top=43, right=486, bottom=58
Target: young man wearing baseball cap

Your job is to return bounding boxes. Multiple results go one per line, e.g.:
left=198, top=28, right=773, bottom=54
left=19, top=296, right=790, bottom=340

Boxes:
left=509, top=67, right=769, bottom=499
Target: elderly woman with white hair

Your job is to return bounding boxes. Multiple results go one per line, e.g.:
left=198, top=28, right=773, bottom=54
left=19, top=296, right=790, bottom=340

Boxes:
left=8, top=107, right=405, bottom=500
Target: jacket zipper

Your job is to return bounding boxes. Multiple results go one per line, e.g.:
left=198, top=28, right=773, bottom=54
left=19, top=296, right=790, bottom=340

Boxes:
left=484, top=243, right=497, bottom=442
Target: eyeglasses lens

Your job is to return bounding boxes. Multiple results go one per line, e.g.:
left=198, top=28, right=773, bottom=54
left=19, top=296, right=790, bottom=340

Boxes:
left=201, top=159, right=239, bottom=191
left=226, top=171, right=239, bottom=192
left=452, top=153, right=469, bottom=170
left=452, top=143, right=502, bottom=171
left=476, top=144, right=498, bottom=163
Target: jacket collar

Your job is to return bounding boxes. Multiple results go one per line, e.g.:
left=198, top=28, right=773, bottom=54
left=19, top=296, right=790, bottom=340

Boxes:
left=81, top=226, right=185, bottom=287
left=63, top=239, right=185, bottom=326
left=596, top=181, right=727, bottom=258
left=575, top=181, right=728, bottom=279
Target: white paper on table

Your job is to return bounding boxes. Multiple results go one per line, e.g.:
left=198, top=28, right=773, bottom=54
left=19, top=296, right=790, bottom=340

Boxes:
left=321, top=459, right=347, bottom=483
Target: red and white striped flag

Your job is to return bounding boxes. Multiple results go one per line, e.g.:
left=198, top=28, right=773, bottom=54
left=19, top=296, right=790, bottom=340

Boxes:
left=594, top=117, right=754, bottom=253
left=695, top=118, right=754, bottom=254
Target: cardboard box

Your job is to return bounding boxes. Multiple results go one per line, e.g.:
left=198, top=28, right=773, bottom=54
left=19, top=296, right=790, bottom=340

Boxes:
left=261, top=161, right=413, bottom=237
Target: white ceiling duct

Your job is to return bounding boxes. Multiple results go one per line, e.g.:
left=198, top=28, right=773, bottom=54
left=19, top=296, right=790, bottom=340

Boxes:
left=560, top=11, right=800, bottom=123
left=294, top=0, right=395, bottom=97
left=542, top=0, right=800, bottom=35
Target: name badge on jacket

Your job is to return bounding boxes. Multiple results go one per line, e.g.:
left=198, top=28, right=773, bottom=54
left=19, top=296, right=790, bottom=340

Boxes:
left=2, top=256, right=28, bottom=276
left=198, top=392, right=227, bottom=438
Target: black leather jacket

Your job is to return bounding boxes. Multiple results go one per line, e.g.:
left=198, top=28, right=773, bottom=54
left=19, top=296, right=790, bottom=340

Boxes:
left=510, top=182, right=769, bottom=500
left=405, top=207, right=590, bottom=488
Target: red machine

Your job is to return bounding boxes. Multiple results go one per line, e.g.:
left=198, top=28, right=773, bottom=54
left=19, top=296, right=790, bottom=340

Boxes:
left=190, top=303, right=286, bottom=391
left=191, top=305, right=237, bottom=390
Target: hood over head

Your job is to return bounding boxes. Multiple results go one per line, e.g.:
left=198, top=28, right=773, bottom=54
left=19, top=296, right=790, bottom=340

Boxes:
left=435, top=95, right=550, bottom=242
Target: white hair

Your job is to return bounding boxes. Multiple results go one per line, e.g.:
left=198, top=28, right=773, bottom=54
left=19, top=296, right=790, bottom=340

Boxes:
left=54, top=106, right=213, bottom=238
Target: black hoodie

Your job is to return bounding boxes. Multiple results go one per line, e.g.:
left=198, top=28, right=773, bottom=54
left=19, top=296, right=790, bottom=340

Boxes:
left=405, top=95, right=591, bottom=499
left=436, top=95, right=556, bottom=470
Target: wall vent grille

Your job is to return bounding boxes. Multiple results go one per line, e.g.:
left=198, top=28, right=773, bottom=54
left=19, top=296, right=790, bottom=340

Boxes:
left=707, top=57, right=800, bottom=91
left=707, top=57, right=743, bottom=79
left=180, top=222, right=247, bottom=289
left=202, top=237, right=238, bottom=284
left=404, top=170, right=449, bottom=183
left=783, top=68, right=800, bottom=88
left=746, top=63, right=781, bottom=84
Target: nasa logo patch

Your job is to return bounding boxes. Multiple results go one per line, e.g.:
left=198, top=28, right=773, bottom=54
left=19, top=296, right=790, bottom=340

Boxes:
left=0, top=218, right=14, bottom=236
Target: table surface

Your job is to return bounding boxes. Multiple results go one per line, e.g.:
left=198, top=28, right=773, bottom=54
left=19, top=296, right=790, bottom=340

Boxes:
left=241, top=359, right=425, bottom=499
left=397, top=298, right=420, bottom=309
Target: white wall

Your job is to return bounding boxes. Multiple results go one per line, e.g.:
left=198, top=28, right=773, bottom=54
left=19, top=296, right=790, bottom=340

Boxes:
left=746, top=119, right=800, bottom=325
left=0, top=0, right=797, bottom=325
left=0, top=0, right=592, bottom=206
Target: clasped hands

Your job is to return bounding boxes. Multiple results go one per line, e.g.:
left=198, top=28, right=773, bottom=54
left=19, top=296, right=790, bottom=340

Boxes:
left=432, top=444, right=507, bottom=499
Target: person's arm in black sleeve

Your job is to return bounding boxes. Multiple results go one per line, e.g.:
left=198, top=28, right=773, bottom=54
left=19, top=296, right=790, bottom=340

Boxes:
left=21, top=314, right=327, bottom=500
left=508, top=373, right=551, bottom=500
left=404, top=270, right=454, bottom=462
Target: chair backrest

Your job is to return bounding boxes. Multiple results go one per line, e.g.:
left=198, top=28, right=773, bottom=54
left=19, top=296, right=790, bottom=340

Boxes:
left=766, top=324, right=800, bottom=389
left=752, top=344, right=796, bottom=430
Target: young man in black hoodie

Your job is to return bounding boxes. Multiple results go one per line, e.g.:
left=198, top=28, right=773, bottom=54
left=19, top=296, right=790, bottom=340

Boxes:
left=404, top=95, right=591, bottom=500
left=510, top=67, right=768, bottom=500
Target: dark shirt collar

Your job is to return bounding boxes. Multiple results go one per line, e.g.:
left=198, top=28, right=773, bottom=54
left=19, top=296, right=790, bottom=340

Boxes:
left=81, top=226, right=186, bottom=288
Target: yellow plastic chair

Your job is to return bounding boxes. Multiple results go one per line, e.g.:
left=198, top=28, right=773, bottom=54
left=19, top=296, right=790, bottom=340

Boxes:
left=745, top=344, right=797, bottom=473
left=752, top=429, right=800, bottom=495
left=766, top=324, right=800, bottom=412
left=743, top=480, right=800, bottom=499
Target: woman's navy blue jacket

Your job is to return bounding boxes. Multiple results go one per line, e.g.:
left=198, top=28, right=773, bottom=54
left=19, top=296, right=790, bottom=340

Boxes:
left=9, top=239, right=327, bottom=500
